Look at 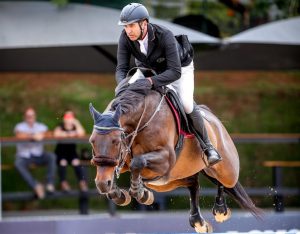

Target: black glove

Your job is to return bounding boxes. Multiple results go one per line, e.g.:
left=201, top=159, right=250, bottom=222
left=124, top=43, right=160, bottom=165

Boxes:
left=127, top=79, right=152, bottom=96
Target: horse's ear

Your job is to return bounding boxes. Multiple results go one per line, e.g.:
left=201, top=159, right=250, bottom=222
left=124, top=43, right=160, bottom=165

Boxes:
left=113, top=105, right=122, bottom=122
left=89, top=103, right=102, bottom=123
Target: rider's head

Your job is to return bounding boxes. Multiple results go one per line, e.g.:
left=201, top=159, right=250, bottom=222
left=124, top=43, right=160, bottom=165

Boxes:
left=118, top=3, right=149, bottom=41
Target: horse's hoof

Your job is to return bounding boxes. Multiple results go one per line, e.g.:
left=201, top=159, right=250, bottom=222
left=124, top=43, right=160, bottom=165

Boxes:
left=214, top=208, right=231, bottom=223
left=142, top=190, right=154, bottom=205
left=136, top=190, right=154, bottom=205
left=107, top=189, right=132, bottom=206
left=119, top=189, right=132, bottom=206
left=194, top=220, right=213, bottom=233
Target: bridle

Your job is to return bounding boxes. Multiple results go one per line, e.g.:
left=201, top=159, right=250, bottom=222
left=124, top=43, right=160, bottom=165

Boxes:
left=92, top=94, right=165, bottom=179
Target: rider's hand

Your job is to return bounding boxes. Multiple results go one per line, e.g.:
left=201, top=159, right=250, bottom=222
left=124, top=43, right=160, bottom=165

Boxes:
left=127, top=78, right=152, bottom=95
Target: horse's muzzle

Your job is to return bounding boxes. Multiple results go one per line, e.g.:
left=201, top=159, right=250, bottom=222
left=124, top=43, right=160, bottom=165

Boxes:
left=95, top=179, right=112, bottom=194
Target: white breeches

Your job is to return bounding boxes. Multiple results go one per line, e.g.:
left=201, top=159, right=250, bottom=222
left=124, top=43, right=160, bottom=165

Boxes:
left=129, top=61, right=195, bottom=114
left=167, top=61, right=194, bottom=114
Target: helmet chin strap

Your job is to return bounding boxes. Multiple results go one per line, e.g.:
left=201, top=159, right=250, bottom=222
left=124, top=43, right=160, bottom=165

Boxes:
left=137, top=21, right=146, bottom=40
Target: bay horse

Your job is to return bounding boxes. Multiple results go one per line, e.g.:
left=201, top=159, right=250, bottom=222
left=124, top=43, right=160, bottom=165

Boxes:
left=89, top=82, right=261, bottom=233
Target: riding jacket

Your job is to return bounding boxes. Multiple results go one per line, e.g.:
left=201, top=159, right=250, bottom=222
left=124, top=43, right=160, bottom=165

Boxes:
left=116, top=23, right=193, bottom=88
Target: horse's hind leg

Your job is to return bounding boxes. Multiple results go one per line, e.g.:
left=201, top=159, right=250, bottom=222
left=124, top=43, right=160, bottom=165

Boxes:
left=188, top=173, right=213, bottom=233
left=212, top=182, right=231, bottom=223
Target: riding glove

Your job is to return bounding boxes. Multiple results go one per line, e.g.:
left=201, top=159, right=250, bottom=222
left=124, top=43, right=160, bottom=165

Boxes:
left=127, top=78, right=152, bottom=95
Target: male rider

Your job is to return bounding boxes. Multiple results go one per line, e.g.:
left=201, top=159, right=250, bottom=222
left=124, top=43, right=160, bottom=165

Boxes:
left=115, top=3, right=221, bottom=166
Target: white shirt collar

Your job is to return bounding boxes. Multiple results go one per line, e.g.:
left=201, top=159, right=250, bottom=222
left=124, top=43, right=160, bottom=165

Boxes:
left=138, top=33, right=148, bottom=55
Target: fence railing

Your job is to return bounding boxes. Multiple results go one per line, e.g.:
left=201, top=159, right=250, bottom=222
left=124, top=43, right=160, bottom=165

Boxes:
left=1, top=133, right=299, bottom=217
left=1, top=133, right=299, bottom=146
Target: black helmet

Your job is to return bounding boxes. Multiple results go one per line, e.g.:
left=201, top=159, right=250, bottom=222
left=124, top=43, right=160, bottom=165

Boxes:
left=118, top=3, right=149, bottom=26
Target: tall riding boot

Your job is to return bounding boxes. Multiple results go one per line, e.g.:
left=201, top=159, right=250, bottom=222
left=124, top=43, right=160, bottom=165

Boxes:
left=188, top=104, right=222, bottom=166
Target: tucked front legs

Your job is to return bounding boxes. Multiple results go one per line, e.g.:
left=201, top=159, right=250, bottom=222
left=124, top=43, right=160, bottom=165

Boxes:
left=106, top=180, right=131, bottom=206
left=129, top=149, right=172, bottom=205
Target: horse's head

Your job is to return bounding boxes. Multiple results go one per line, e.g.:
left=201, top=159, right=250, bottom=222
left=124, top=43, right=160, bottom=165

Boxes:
left=89, top=103, right=123, bottom=194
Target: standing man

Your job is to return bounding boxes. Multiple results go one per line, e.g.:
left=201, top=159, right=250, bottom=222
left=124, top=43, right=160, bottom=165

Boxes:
left=116, top=3, right=222, bottom=166
left=14, top=107, right=56, bottom=199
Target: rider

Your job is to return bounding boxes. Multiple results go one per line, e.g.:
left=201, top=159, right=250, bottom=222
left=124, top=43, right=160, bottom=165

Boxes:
left=116, top=3, right=222, bottom=166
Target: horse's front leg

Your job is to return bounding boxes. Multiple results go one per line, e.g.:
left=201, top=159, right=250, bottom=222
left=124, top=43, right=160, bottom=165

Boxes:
left=188, top=173, right=213, bottom=233
left=106, top=181, right=131, bottom=206
left=129, top=148, right=172, bottom=205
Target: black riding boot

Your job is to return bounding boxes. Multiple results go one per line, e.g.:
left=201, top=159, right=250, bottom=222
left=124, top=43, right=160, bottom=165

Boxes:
left=188, top=104, right=222, bottom=166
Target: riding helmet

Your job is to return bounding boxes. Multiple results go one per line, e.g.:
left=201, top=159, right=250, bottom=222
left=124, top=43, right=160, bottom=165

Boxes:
left=118, top=3, right=149, bottom=25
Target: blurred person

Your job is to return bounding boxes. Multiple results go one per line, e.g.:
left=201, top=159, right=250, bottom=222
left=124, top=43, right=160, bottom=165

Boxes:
left=14, top=107, right=56, bottom=199
left=116, top=3, right=221, bottom=166
left=54, top=110, right=88, bottom=192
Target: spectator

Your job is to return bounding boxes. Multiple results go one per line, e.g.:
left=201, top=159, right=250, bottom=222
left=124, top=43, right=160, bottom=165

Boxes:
left=14, top=107, right=56, bottom=199
left=54, top=110, right=88, bottom=192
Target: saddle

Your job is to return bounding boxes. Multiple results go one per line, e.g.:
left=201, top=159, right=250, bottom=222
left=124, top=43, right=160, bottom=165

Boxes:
left=164, top=88, right=194, bottom=156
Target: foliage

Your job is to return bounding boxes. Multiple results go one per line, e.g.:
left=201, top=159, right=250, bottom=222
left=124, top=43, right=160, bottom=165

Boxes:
left=144, top=0, right=300, bottom=37
left=1, top=71, right=299, bottom=211
left=186, top=0, right=243, bottom=37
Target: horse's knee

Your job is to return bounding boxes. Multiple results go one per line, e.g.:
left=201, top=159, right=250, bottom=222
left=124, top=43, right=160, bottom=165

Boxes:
left=130, top=156, right=147, bottom=172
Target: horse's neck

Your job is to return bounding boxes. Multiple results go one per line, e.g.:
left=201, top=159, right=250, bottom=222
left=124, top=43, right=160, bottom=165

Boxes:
left=120, top=92, right=161, bottom=133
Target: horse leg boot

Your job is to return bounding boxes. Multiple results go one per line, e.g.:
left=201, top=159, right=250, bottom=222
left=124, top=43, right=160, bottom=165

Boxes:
left=188, top=104, right=222, bottom=166
left=129, top=156, right=154, bottom=205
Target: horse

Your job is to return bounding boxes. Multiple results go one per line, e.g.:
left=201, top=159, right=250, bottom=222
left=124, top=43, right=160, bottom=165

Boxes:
left=89, top=82, right=262, bottom=233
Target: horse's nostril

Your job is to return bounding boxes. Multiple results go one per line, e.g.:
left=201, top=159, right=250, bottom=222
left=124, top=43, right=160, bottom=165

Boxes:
left=107, top=180, right=112, bottom=187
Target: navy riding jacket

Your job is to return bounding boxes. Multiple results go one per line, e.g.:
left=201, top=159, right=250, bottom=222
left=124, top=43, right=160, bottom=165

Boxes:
left=115, top=23, right=192, bottom=88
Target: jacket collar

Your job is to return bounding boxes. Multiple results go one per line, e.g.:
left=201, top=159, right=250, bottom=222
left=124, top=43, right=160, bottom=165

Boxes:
left=131, top=23, right=156, bottom=58
left=147, top=23, right=155, bottom=42
left=146, top=23, right=156, bottom=57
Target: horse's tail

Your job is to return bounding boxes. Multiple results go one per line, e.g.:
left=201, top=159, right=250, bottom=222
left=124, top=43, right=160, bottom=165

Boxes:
left=224, top=181, right=264, bottom=219
left=201, top=171, right=263, bottom=219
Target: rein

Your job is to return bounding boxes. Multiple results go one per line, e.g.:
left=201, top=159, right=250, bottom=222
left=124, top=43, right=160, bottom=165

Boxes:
left=92, top=94, right=165, bottom=178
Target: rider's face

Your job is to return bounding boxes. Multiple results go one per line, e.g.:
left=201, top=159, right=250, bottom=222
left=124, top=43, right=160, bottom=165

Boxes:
left=124, top=21, right=146, bottom=41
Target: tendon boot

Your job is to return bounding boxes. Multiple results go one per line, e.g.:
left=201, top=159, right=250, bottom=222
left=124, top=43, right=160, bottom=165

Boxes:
left=188, top=104, right=222, bottom=166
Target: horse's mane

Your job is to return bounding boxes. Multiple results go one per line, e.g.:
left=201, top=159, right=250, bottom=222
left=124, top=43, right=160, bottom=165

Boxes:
left=111, top=79, right=149, bottom=114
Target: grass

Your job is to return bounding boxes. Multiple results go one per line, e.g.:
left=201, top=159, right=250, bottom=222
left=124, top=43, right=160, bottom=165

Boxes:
left=1, top=71, right=299, bottom=211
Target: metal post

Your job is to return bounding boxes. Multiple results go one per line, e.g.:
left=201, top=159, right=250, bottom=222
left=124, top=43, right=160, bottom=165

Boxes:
left=273, top=166, right=284, bottom=212
left=108, top=199, right=116, bottom=216
left=79, top=192, right=89, bottom=215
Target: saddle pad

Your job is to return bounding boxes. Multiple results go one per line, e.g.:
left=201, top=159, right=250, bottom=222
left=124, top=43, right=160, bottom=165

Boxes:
left=165, top=89, right=194, bottom=156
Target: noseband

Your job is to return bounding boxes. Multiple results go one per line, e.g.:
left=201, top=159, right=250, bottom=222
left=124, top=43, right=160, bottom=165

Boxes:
left=92, top=94, right=165, bottom=178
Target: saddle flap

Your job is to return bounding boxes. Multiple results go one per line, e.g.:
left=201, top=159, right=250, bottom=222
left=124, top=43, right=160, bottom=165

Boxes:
left=165, top=88, right=195, bottom=156
left=165, top=88, right=192, bottom=135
